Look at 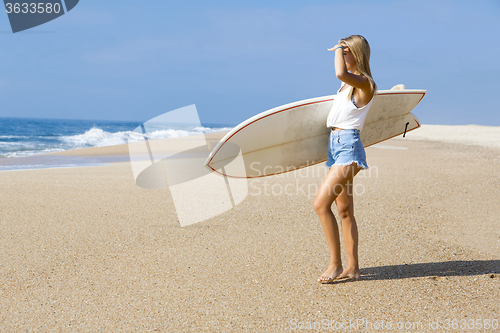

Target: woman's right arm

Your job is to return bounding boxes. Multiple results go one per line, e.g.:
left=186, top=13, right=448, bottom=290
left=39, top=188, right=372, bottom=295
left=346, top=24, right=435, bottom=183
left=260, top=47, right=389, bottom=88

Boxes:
left=332, top=45, right=372, bottom=94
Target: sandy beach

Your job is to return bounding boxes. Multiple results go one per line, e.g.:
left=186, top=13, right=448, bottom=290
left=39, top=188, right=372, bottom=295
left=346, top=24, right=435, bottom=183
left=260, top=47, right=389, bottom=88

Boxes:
left=1, top=125, right=499, bottom=331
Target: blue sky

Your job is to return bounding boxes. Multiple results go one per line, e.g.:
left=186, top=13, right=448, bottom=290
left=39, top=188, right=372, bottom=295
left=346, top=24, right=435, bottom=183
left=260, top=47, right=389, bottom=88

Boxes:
left=0, top=0, right=499, bottom=126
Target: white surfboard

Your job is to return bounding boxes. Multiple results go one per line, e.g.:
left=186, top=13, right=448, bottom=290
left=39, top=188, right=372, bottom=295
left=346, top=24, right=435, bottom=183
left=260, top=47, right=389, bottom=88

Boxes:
left=205, top=85, right=426, bottom=178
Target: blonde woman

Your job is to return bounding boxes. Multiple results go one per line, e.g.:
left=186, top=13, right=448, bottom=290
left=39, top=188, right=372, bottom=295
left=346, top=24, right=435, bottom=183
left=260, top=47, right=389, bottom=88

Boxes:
left=315, top=35, right=376, bottom=283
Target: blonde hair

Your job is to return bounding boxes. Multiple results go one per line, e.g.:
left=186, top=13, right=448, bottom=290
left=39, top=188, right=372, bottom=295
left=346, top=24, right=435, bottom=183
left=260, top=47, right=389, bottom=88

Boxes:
left=339, top=35, right=377, bottom=93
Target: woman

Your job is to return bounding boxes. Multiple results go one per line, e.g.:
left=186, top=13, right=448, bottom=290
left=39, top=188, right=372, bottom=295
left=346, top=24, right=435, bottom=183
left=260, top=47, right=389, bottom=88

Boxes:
left=314, top=35, right=376, bottom=283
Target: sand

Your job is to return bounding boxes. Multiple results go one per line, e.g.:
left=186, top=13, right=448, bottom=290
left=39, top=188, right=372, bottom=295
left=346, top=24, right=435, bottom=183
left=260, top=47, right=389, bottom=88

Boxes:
left=403, top=124, right=500, bottom=149
left=0, top=126, right=499, bottom=331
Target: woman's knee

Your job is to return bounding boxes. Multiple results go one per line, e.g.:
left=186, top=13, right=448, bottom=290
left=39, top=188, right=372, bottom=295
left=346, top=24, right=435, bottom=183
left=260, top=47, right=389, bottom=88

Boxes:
left=313, top=198, right=330, bottom=215
left=337, top=202, right=352, bottom=220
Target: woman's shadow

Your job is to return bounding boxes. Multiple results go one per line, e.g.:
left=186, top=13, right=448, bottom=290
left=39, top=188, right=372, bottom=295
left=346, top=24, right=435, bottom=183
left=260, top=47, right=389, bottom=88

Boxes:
left=359, top=260, right=500, bottom=281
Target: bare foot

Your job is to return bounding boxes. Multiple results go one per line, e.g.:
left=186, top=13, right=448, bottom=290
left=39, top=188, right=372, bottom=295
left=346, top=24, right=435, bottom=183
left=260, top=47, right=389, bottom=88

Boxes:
left=318, top=265, right=343, bottom=283
left=336, top=267, right=360, bottom=280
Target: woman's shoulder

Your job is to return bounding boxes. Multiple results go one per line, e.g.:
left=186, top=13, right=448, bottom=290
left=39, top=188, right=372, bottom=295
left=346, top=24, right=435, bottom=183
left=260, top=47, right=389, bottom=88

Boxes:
left=337, top=83, right=349, bottom=94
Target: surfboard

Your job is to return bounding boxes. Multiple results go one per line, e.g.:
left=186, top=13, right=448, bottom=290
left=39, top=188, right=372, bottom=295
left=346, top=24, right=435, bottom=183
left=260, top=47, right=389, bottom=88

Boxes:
left=205, top=85, right=426, bottom=178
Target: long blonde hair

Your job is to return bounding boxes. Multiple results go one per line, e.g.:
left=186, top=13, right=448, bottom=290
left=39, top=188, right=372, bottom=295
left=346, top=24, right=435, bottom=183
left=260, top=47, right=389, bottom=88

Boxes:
left=339, top=35, right=377, bottom=93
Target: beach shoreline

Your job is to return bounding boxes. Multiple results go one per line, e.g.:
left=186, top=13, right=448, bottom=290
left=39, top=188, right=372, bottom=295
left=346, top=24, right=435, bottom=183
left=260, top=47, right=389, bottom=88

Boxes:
left=1, top=124, right=499, bottom=173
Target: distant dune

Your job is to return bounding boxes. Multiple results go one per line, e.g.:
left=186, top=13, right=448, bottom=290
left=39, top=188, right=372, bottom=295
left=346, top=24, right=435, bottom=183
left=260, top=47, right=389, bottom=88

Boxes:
left=404, top=124, right=500, bottom=148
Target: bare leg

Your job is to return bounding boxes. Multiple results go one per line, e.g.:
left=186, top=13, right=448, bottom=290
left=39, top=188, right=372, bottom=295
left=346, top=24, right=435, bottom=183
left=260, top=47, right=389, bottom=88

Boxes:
left=335, top=181, right=360, bottom=279
left=313, top=163, right=361, bottom=282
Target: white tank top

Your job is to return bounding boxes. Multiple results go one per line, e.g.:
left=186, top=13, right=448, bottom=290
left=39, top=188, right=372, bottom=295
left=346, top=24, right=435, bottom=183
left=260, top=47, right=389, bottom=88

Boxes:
left=326, top=84, right=374, bottom=130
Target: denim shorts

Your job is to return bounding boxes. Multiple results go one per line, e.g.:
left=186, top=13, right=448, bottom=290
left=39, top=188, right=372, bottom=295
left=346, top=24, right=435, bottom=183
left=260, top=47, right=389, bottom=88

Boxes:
left=325, top=129, right=368, bottom=169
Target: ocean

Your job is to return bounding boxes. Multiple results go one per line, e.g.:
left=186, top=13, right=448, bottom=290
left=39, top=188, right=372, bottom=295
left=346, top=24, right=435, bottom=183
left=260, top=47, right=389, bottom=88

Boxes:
left=0, top=117, right=233, bottom=171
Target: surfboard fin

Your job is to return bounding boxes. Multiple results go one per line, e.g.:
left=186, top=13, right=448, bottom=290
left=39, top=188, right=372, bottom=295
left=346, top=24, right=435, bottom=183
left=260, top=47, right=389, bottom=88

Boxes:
left=390, top=84, right=405, bottom=90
